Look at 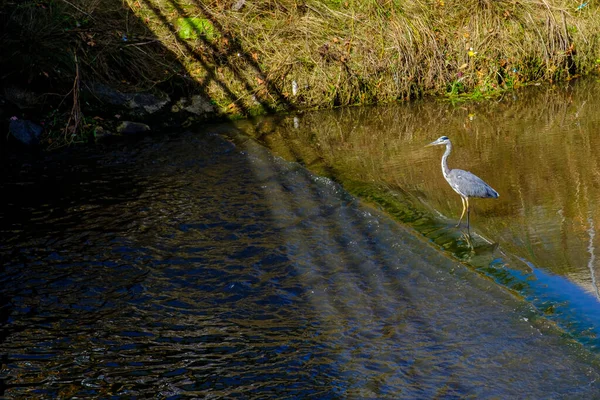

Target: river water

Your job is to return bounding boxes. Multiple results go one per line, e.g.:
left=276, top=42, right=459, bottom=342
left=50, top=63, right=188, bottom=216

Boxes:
left=1, top=80, right=600, bottom=398
left=237, top=78, right=600, bottom=345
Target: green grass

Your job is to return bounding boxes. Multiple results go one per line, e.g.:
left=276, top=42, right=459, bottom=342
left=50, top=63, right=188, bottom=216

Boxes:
left=176, top=17, right=218, bottom=41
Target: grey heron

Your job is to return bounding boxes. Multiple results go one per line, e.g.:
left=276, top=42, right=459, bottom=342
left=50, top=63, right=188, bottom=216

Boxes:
left=426, top=136, right=499, bottom=229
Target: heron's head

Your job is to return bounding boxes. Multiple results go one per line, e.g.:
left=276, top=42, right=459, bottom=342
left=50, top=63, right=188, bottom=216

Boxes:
left=426, top=136, right=450, bottom=147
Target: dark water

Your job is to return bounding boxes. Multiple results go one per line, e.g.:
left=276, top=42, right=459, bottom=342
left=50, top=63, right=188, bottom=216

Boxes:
left=1, top=97, right=600, bottom=396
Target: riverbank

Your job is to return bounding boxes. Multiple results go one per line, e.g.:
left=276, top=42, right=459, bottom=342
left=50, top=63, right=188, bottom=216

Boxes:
left=1, top=0, right=599, bottom=148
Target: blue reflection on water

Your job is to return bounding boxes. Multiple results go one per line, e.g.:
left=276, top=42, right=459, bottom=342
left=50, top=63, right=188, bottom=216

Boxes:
left=528, top=261, right=600, bottom=347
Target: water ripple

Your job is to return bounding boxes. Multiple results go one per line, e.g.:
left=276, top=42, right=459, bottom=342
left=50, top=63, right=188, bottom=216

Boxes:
left=0, top=130, right=599, bottom=397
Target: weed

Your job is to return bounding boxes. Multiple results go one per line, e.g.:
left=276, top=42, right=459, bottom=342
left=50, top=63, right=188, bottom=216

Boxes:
left=176, top=17, right=218, bottom=41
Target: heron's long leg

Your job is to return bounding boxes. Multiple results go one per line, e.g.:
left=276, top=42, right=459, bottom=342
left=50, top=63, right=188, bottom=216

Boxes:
left=466, top=197, right=471, bottom=231
left=456, top=197, right=467, bottom=227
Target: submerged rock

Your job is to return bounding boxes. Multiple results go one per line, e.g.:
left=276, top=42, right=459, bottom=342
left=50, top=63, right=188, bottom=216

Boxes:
left=116, top=121, right=150, bottom=134
left=93, top=126, right=114, bottom=140
left=88, top=83, right=170, bottom=116
left=127, top=92, right=170, bottom=115
left=172, top=95, right=216, bottom=116
left=2, top=86, right=42, bottom=110
left=9, top=119, right=43, bottom=145
left=89, top=83, right=128, bottom=105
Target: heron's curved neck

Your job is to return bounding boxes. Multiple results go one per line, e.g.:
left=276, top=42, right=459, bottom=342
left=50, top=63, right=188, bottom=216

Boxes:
left=441, top=141, right=452, bottom=178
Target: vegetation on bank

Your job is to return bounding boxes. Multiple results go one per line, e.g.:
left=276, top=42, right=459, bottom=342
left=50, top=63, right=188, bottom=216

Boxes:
left=1, top=0, right=599, bottom=147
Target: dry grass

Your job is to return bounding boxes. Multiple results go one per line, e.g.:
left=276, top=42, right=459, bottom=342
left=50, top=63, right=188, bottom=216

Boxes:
left=126, top=0, right=599, bottom=111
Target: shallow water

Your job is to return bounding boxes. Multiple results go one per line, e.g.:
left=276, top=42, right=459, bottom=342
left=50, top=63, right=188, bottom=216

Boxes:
left=1, top=83, right=600, bottom=397
left=237, top=78, right=600, bottom=351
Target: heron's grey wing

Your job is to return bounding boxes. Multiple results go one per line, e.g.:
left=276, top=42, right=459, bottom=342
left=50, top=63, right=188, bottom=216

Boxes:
left=447, top=169, right=499, bottom=198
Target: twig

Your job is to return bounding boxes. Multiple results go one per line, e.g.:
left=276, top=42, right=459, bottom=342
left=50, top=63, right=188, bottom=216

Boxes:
left=123, top=39, right=161, bottom=47
left=59, top=0, right=96, bottom=20
left=64, top=52, right=82, bottom=145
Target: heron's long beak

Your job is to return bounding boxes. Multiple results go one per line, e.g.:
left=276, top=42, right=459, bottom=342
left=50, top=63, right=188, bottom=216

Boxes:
left=425, top=140, right=440, bottom=147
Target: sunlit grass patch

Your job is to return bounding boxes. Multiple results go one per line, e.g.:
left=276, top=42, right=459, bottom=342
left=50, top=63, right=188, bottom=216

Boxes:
left=176, top=17, right=218, bottom=41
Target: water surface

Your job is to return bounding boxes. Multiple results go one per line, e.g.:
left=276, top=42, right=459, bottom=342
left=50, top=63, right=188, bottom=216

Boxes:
left=236, top=79, right=600, bottom=349
left=0, top=83, right=599, bottom=397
